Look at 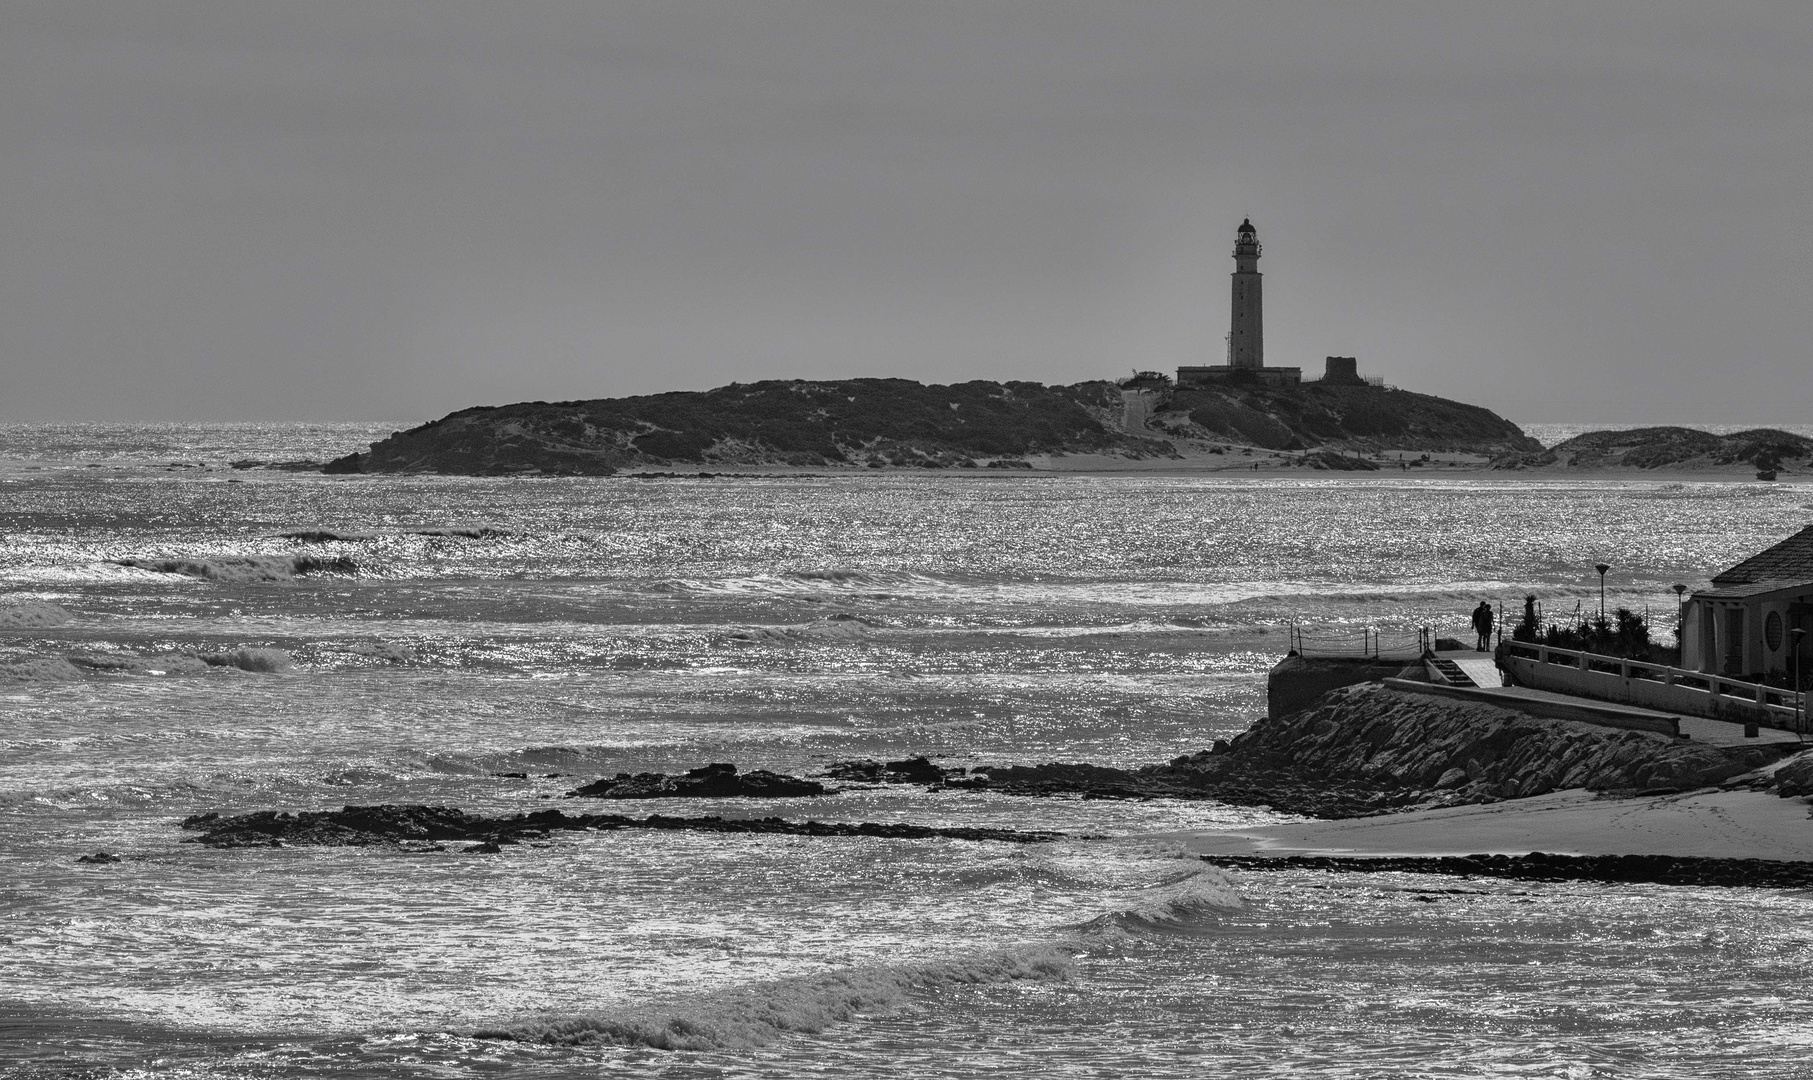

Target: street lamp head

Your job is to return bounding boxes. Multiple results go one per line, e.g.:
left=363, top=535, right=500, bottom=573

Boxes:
left=1672, top=583, right=1687, bottom=598
left=1595, top=563, right=1611, bottom=577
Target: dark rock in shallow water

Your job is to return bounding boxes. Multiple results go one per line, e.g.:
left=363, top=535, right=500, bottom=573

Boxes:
left=76, top=852, right=122, bottom=864
left=820, top=756, right=963, bottom=785
left=178, top=804, right=1062, bottom=848
left=1202, top=852, right=1813, bottom=889
left=565, top=762, right=828, bottom=799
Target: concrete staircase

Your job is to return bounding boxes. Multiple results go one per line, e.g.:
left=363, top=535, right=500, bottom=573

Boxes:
left=1426, top=655, right=1478, bottom=687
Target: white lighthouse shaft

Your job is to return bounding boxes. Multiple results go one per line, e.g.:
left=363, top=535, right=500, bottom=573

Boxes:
left=1229, top=219, right=1263, bottom=370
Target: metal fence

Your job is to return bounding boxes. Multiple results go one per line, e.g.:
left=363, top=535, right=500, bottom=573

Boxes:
left=1288, top=625, right=1430, bottom=659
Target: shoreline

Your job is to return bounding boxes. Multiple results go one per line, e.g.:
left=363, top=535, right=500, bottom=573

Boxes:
left=0, top=448, right=1803, bottom=484
left=1174, top=787, right=1813, bottom=862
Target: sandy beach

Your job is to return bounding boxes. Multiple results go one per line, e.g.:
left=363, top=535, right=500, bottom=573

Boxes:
left=1178, top=786, right=1813, bottom=861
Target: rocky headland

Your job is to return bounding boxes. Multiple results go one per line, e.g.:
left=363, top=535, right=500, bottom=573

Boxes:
left=1496, top=426, right=1813, bottom=475
left=830, top=683, right=1797, bottom=818
left=1148, top=383, right=1540, bottom=458
left=319, top=377, right=1541, bottom=476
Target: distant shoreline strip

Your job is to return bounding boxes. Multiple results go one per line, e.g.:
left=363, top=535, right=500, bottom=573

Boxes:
left=1201, top=851, right=1813, bottom=888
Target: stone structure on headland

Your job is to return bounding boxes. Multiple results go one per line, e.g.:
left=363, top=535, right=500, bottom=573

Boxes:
left=1175, top=221, right=1378, bottom=391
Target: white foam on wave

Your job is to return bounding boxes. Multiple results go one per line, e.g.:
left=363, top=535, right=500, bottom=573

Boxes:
left=470, top=842, right=1245, bottom=1053
left=1067, top=864, right=1246, bottom=944
left=111, top=555, right=357, bottom=582
left=727, top=614, right=884, bottom=643
left=197, top=647, right=294, bottom=673
left=2, top=646, right=293, bottom=680
left=471, top=943, right=1074, bottom=1050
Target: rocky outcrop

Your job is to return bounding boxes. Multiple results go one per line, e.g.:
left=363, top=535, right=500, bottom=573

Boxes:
left=1207, top=683, right=1788, bottom=803
left=178, top=805, right=1063, bottom=848
left=564, top=763, right=828, bottom=799
left=821, top=756, right=962, bottom=784
left=936, top=684, right=1792, bottom=817
left=1495, top=427, right=1813, bottom=473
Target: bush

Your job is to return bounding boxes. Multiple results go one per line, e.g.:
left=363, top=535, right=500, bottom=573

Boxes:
left=1533, top=606, right=1651, bottom=659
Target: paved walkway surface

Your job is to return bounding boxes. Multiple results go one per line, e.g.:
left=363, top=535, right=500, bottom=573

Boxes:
left=1448, top=656, right=1504, bottom=687
left=1468, top=684, right=1802, bottom=748
left=1179, top=788, right=1813, bottom=860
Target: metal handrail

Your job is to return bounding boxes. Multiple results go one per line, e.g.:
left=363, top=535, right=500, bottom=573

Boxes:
left=1287, top=623, right=1427, bottom=659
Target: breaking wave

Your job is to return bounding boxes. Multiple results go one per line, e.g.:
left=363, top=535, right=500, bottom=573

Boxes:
left=654, top=570, right=946, bottom=598
left=67, top=651, right=211, bottom=675
left=471, top=944, right=1073, bottom=1050
left=1, top=647, right=293, bottom=680
left=344, top=641, right=412, bottom=663
left=113, top=555, right=358, bottom=582
left=277, top=530, right=373, bottom=543
left=197, top=647, right=294, bottom=673
left=0, top=601, right=74, bottom=628
left=411, top=527, right=511, bottom=539
left=0, top=657, right=85, bottom=683
left=728, top=614, right=883, bottom=643
left=1068, top=864, right=1245, bottom=944
left=277, top=527, right=507, bottom=542
left=472, top=847, right=1241, bottom=1052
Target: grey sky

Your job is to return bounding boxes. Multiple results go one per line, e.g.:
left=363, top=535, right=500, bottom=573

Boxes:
left=1, top=2, right=1808, bottom=424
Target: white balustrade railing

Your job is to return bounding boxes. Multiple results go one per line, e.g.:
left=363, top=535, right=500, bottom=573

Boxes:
left=1501, top=639, right=1807, bottom=730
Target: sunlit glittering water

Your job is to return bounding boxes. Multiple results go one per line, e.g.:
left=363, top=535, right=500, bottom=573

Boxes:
left=4, top=423, right=1813, bottom=1078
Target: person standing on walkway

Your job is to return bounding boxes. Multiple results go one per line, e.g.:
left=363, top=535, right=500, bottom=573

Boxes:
left=1471, top=601, right=1495, bottom=651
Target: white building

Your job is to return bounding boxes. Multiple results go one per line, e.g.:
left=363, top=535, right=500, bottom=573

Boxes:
left=1681, top=524, right=1813, bottom=679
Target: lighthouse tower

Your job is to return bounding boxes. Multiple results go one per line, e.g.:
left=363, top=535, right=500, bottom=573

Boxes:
left=1174, top=218, right=1298, bottom=387
left=1229, top=219, right=1263, bottom=369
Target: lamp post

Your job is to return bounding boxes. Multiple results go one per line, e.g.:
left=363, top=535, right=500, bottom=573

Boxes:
left=1793, top=627, right=1807, bottom=737
left=1672, top=583, right=1688, bottom=655
left=1595, top=563, right=1611, bottom=620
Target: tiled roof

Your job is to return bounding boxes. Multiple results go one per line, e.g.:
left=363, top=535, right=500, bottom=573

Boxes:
left=1712, top=523, right=1813, bottom=585
left=1697, top=581, right=1813, bottom=600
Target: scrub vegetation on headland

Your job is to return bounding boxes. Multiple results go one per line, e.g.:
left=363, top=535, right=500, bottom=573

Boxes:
left=1499, top=426, right=1813, bottom=475
left=318, top=377, right=1544, bottom=476
left=315, top=376, right=1807, bottom=477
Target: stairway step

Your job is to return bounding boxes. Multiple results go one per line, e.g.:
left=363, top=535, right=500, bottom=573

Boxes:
left=1426, top=657, right=1478, bottom=688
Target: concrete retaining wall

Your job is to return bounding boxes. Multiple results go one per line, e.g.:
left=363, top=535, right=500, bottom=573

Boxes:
left=1382, top=678, right=1680, bottom=737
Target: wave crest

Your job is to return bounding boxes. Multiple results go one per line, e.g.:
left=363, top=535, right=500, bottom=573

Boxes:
left=730, top=614, right=883, bottom=643
left=0, top=601, right=73, bottom=628
left=198, top=647, right=293, bottom=673
left=0, top=657, right=85, bottom=683
left=1070, top=865, right=1245, bottom=943
left=114, top=555, right=357, bottom=582
left=472, top=945, right=1072, bottom=1050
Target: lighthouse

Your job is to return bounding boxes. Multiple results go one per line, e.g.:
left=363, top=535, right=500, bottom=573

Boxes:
left=1174, top=218, right=1300, bottom=388
left=1229, top=219, right=1263, bottom=369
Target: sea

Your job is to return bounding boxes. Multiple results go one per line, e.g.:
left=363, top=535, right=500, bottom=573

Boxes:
left=4, top=422, right=1813, bottom=1079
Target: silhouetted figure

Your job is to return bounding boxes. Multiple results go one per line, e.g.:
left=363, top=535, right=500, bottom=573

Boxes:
left=1472, top=601, right=1495, bottom=651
